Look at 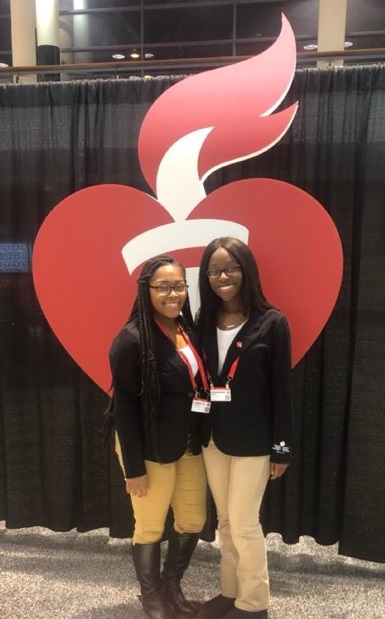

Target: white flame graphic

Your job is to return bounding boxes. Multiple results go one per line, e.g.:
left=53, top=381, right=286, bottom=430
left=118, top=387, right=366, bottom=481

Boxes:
left=122, top=128, right=249, bottom=313
left=122, top=15, right=297, bottom=313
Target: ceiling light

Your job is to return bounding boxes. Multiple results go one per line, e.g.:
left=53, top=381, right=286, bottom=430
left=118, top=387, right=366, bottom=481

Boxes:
left=112, top=54, right=125, bottom=60
left=344, top=41, right=353, bottom=48
left=144, top=53, right=154, bottom=59
left=130, top=51, right=140, bottom=59
left=303, top=44, right=318, bottom=51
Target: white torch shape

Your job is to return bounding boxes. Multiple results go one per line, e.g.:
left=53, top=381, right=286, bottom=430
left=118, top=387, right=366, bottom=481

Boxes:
left=122, top=127, right=249, bottom=315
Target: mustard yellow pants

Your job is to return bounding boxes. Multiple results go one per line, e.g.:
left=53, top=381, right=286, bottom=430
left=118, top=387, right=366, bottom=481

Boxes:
left=116, top=436, right=207, bottom=544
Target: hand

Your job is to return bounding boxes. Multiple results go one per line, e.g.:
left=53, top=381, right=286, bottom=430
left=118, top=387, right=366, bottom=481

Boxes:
left=270, top=462, right=289, bottom=480
left=125, top=474, right=149, bottom=498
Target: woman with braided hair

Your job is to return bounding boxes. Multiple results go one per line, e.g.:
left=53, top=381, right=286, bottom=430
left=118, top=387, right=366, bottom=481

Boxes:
left=109, top=254, right=209, bottom=619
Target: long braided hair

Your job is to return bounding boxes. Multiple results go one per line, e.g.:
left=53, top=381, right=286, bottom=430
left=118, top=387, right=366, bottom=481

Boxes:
left=128, top=254, right=194, bottom=454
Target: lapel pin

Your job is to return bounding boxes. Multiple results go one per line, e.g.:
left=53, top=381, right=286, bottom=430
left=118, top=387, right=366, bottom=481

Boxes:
left=236, top=341, right=242, bottom=348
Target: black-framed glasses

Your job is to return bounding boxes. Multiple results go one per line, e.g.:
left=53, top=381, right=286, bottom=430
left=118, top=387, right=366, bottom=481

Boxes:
left=149, top=283, right=188, bottom=296
left=207, top=264, right=241, bottom=278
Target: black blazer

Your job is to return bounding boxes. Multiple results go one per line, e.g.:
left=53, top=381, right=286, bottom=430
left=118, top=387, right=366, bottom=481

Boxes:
left=200, top=308, right=293, bottom=463
left=109, top=318, right=203, bottom=478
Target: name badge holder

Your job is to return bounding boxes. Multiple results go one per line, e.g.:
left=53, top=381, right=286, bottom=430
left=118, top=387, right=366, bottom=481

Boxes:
left=208, top=357, right=240, bottom=404
left=210, top=387, right=232, bottom=402
left=191, top=395, right=211, bottom=414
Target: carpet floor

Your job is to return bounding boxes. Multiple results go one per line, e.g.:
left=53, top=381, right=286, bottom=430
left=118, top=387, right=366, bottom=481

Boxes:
left=1, top=522, right=384, bottom=619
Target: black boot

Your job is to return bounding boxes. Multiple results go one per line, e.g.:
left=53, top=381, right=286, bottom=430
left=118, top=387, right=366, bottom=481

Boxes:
left=222, top=609, right=268, bottom=619
left=162, top=531, right=201, bottom=618
left=132, top=542, right=174, bottom=619
left=197, top=594, right=235, bottom=619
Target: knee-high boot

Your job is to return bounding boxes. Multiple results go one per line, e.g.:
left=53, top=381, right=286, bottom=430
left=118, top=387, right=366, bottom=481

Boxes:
left=162, top=531, right=201, bottom=618
left=132, top=542, right=174, bottom=619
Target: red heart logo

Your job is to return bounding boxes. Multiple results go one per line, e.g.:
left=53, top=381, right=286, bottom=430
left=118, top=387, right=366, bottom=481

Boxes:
left=32, top=16, right=343, bottom=392
left=32, top=179, right=342, bottom=393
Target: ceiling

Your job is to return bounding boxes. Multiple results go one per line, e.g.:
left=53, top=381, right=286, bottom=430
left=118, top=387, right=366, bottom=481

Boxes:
left=0, top=0, right=385, bottom=78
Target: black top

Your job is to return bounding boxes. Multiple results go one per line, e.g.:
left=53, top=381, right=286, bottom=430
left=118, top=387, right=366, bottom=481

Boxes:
left=200, top=308, right=293, bottom=463
left=109, top=319, right=203, bottom=478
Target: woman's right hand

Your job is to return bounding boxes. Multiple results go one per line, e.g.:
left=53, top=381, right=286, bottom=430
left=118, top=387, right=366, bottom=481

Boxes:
left=125, top=474, right=149, bottom=498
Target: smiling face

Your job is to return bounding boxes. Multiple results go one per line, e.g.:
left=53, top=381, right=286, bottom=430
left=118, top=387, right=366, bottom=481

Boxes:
left=207, top=247, right=243, bottom=307
left=149, top=264, right=188, bottom=324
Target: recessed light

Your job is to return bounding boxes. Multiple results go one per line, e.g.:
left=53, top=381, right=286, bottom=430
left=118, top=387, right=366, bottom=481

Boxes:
left=112, top=54, right=125, bottom=60
left=130, top=51, right=140, bottom=59
left=144, top=53, right=154, bottom=60
left=344, top=41, right=353, bottom=48
left=303, top=44, right=318, bottom=51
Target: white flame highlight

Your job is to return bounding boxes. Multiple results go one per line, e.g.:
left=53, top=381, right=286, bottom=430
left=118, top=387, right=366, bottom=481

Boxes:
left=156, top=127, right=213, bottom=221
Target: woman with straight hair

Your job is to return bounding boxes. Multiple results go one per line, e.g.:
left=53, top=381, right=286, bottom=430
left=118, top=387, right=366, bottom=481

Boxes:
left=109, top=254, right=209, bottom=619
left=196, top=238, right=293, bottom=619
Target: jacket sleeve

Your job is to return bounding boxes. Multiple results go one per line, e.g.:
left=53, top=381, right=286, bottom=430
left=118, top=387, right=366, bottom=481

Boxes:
left=269, top=314, right=293, bottom=464
left=109, top=327, right=146, bottom=478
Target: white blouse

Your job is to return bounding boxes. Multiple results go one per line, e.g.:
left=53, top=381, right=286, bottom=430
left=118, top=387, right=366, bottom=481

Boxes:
left=216, top=323, right=245, bottom=374
left=179, top=344, right=199, bottom=376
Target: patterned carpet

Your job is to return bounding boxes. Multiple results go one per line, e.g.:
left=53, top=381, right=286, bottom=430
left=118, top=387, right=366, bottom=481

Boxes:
left=1, top=523, right=384, bottom=619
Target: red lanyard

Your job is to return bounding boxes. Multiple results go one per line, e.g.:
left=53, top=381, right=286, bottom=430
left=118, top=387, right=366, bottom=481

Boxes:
left=226, top=357, right=240, bottom=382
left=206, top=356, right=240, bottom=387
left=155, top=320, right=209, bottom=393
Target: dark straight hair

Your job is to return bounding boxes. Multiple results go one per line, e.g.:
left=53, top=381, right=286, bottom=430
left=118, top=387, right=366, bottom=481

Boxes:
left=196, top=237, right=271, bottom=337
left=129, top=254, right=193, bottom=454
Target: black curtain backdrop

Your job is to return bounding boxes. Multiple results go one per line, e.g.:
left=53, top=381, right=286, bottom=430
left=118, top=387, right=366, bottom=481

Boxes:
left=0, top=65, right=384, bottom=563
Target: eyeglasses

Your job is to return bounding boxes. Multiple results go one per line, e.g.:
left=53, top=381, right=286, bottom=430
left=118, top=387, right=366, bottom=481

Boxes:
left=149, top=283, right=188, bottom=296
left=207, top=264, right=241, bottom=278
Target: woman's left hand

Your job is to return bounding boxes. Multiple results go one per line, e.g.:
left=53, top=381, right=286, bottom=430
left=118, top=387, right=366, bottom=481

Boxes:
left=270, top=462, right=289, bottom=480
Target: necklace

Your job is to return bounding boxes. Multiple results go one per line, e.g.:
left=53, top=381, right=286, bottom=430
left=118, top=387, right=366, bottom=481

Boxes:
left=219, top=322, right=239, bottom=330
left=217, top=311, right=247, bottom=331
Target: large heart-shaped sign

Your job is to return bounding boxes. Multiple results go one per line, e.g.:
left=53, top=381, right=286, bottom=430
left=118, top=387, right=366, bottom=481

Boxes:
left=32, top=180, right=342, bottom=393
left=32, top=15, right=343, bottom=393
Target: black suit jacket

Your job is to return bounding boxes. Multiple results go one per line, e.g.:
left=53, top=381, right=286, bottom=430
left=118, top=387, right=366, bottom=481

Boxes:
left=201, top=308, right=293, bottom=463
left=109, top=319, right=203, bottom=478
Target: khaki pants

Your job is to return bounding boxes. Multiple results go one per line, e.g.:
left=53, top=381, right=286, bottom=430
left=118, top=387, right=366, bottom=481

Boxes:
left=203, top=440, right=270, bottom=612
left=116, top=436, right=207, bottom=543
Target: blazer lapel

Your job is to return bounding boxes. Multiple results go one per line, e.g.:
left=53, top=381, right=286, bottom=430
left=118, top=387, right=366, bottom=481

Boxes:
left=218, top=312, right=266, bottom=382
left=154, top=326, right=192, bottom=387
left=203, top=328, right=220, bottom=384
